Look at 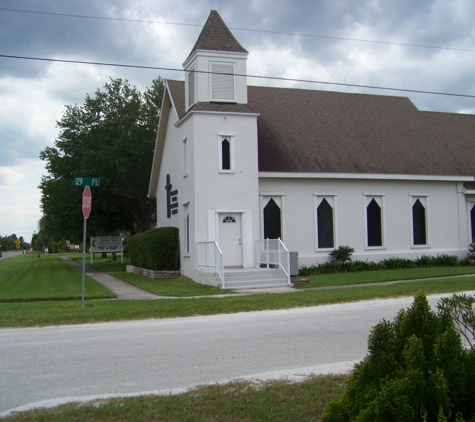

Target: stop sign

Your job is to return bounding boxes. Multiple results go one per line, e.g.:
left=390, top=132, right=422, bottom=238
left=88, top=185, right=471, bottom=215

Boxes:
left=82, top=186, right=92, bottom=219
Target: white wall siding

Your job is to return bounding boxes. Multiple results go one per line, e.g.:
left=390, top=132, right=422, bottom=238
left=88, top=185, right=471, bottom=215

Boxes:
left=192, top=112, right=259, bottom=268
left=259, top=177, right=468, bottom=267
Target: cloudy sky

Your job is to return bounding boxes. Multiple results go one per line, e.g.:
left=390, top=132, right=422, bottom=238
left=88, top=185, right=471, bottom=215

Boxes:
left=1, top=0, right=475, bottom=243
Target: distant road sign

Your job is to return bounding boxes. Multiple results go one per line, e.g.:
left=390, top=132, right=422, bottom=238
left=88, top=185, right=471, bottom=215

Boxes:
left=74, top=177, right=100, bottom=187
left=82, top=186, right=92, bottom=219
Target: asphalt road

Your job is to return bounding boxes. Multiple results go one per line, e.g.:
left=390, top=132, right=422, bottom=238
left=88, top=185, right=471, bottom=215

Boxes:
left=0, top=293, right=471, bottom=417
left=0, top=250, right=23, bottom=260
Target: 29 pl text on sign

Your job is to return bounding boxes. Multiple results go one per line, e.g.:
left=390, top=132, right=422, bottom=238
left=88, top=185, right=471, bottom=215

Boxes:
left=74, top=177, right=101, bottom=187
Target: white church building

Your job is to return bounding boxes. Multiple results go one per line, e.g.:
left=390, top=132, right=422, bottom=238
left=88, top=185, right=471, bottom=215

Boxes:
left=148, top=10, right=475, bottom=289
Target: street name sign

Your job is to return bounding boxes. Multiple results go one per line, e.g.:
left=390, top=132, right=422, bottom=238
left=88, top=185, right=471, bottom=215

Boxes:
left=74, top=177, right=100, bottom=187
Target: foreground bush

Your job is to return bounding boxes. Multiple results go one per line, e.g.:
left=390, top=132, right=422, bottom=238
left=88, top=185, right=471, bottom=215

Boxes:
left=438, top=293, right=475, bottom=349
left=320, top=291, right=475, bottom=421
left=127, top=227, right=179, bottom=271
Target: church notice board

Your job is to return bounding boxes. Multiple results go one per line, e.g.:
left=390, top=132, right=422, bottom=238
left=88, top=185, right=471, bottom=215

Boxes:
left=90, top=236, right=123, bottom=263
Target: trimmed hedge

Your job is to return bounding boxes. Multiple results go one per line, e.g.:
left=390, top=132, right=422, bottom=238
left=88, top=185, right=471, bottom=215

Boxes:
left=127, top=227, right=179, bottom=271
left=299, top=254, right=470, bottom=276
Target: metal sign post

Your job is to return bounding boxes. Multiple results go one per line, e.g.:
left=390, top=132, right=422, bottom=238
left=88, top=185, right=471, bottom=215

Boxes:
left=81, top=186, right=92, bottom=308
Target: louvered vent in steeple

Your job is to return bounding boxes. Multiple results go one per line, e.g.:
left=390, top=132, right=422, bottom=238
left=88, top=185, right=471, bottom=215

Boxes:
left=210, top=62, right=235, bottom=102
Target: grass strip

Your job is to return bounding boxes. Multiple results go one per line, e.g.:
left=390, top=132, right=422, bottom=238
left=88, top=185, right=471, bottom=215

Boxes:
left=65, top=254, right=131, bottom=272
left=3, top=375, right=348, bottom=422
left=113, top=273, right=235, bottom=296
left=0, top=254, right=116, bottom=302
left=302, top=266, right=475, bottom=288
left=1, top=276, right=475, bottom=328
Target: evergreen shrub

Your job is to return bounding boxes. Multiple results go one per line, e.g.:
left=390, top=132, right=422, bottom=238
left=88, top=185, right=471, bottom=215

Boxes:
left=320, top=291, right=475, bottom=422
left=381, top=257, right=416, bottom=270
left=414, top=254, right=437, bottom=267
left=468, top=242, right=475, bottom=264
left=433, top=254, right=460, bottom=267
left=329, top=245, right=355, bottom=264
left=127, top=227, right=179, bottom=271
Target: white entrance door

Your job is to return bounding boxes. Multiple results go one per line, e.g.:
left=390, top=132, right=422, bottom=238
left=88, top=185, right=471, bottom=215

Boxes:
left=219, top=213, right=243, bottom=267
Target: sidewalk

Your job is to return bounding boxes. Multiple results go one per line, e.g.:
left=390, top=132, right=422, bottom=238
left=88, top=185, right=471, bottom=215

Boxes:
left=60, top=256, right=161, bottom=300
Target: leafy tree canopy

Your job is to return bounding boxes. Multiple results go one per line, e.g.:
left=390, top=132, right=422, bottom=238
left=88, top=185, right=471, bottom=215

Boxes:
left=39, top=77, right=164, bottom=242
left=0, top=234, right=28, bottom=251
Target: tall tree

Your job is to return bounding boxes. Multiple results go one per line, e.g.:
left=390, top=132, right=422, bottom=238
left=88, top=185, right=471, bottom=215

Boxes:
left=39, top=78, right=164, bottom=240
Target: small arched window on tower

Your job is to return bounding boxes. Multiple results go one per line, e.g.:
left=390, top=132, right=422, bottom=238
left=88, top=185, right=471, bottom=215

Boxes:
left=222, top=138, right=230, bottom=170
left=219, top=135, right=234, bottom=172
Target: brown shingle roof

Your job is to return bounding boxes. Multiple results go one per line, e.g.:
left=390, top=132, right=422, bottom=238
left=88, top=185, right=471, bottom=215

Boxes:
left=186, top=10, right=248, bottom=60
left=167, top=80, right=475, bottom=177
left=167, top=80, right=186, bottom=118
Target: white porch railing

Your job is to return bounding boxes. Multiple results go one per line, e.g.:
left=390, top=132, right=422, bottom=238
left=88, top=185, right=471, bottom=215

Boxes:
left=197, top=241, right=225, bottom=288
left=256, top=238, right=291, bottom=285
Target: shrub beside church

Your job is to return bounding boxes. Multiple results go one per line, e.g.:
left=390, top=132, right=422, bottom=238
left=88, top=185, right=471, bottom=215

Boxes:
left=127, top=227, right=179, bottom=271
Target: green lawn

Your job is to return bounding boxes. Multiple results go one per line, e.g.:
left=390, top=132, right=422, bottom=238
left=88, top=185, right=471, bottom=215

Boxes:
left=1, top=275, right=475, bottom=328
left=3, top=375, right=348, bottom=422
left=66, top=253, right=131, bottom=272
left=66, top=253, right=233, bottom=296
left=113, top=273, right=234, bottom=296
left=2, top=253, right=475, bottom=328
left=301, top=266, right=475, bottom=288
left=0, top=254, right=116, bottom=302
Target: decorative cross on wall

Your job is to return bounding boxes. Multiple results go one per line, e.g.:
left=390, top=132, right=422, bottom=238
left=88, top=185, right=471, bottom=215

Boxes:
left=165, top=174, right=172, bottom=218
left=165, top=174, right=179, bottom=218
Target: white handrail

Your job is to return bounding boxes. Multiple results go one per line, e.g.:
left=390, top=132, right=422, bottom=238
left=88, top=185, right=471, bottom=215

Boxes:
left=197, top=241, right=225, bottom=288
left=256, top=238, right=291, bottom=285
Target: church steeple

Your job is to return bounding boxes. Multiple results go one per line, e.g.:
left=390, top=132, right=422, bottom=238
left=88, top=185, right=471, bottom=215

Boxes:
left=183, top=10, right=248, bottom=109
left=187, top=10, right=248, bottom=59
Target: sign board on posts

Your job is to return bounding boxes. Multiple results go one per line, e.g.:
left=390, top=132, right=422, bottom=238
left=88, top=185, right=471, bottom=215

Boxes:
left=90, top=236, right=122, bottom=253
left=90, top=236, right=124, bottom=263
left=82, top=186, right=92, bottom=219
left=74, top=177, right=101, bottom=187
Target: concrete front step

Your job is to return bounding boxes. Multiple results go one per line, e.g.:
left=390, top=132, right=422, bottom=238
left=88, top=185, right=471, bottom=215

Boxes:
left=215, top=268, right=292, bottom=290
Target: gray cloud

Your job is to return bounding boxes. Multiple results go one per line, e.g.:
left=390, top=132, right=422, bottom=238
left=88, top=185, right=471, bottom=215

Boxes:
left=1, top=0, right=475, bottom=241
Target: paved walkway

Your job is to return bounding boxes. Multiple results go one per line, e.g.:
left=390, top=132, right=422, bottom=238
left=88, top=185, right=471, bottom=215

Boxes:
left=60, top=257, right=161, bottom=300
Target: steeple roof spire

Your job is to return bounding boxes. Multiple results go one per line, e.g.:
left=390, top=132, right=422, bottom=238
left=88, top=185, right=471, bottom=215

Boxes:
left=187, top=10, right=248, bottom=59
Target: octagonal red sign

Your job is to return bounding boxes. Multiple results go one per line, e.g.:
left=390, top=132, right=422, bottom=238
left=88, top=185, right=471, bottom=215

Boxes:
left=82, top=186, right=92, bottom=219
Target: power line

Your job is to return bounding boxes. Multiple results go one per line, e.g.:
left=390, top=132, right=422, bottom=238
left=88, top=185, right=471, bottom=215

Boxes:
left=1, top=6, right=474, bottom=54
left=1, top=53, right=475, bottom=99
